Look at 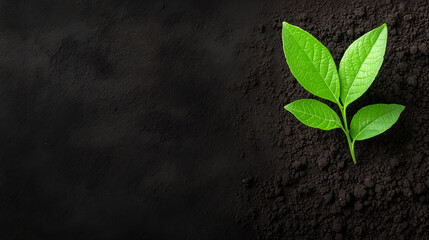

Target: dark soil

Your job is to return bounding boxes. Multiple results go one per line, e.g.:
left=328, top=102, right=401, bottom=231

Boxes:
left=0, top=0, right=427, bottom=239
left=235, top=0, right=429, bottom=239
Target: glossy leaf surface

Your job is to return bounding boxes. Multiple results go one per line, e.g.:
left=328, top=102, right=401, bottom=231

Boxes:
left=339, top=24, right=387, bottom=107
left=282, top=22, right=340, bottom=103
left=350, top=104, right=404, bottom=141
left=285, top=99, right=342, bottom=130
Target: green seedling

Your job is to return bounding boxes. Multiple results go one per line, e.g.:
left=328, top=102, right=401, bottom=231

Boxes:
left=282, top=22, right=404, bottom=164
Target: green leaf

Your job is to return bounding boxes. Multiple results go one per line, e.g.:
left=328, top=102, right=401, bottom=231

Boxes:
left=339, top=24, right=387, bottom=107
left=282, top=22, right=340, bottom=104
left=350, top=104, right=405, bottom=141
left=285, top=99, right=343, bottom=130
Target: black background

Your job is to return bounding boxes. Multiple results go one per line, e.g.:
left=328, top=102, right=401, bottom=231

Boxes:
left=0, top=0, right=428, bottom=239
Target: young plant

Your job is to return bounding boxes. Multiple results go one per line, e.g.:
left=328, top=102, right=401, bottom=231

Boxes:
left=282, top=22, right=404, bottom=164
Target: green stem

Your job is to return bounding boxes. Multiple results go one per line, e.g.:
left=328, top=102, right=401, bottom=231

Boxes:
left=350, top=140, right=356, bottom=164
left=338, top=104, right=357, bottom=164
left=344, top=129, right=356, bottom=164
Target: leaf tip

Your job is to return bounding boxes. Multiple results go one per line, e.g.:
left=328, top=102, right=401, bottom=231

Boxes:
left=282, top=21, right=290, bottom=30
left=391, top=104, right=405, bottom=112
left=380, top=23, right=388, bottom=33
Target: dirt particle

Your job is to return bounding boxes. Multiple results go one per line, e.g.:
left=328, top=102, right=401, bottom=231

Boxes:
left=242, top=177, right=254, bottom=188
left=375, top=184, right=382, bottom=193
left=403, top=14, right=413, bottom=22
left=354, top=226, right=363, bottom=235
left=281, top=173, right=291, bottom=186
left=318, top=157, right=329, bottom=170
left=354, top=201, right=363, bottom=211
left=292, top=160, right=305, bottom=170
left=392, top=83, right=400, bottom=93
left=275, top=185, right=282, bottom=196
left=413, top=183, right=424, bottom=195
left=398, top=2, right=406, bottom=11
left=335, top=233, right=343, bottom=240
left=354, top=185, right=367, bottom=199
left=418, top=43, right=428, bottom=55
left=406, top=76, right=417, bottom=86
left=364, top=177, right=374, bottom=188
left=338, top=161, right=345, bottom=170
left=324, top=191, right=333, bottom=204
left=413, top=153, right=422, bottom=163
left=284, top=126, right=291, bottom=135
left=354, top=8, right=365, bottom=17
left=396, top=51, right=405, bottom=60
left=402, top=188, right=413, bottom=197
left=337, top=190, right=351, bottom=207
left=390, top=157, right=400, bottom=167
left=397, top=62, right=408, bottom=72
left=410, top=45, right=418, bottom=55
left=354, top=27, right=363, bottom=35
left=332, top=219, right=343, bottom=232
left=298, top=13, right=308, bottom=21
